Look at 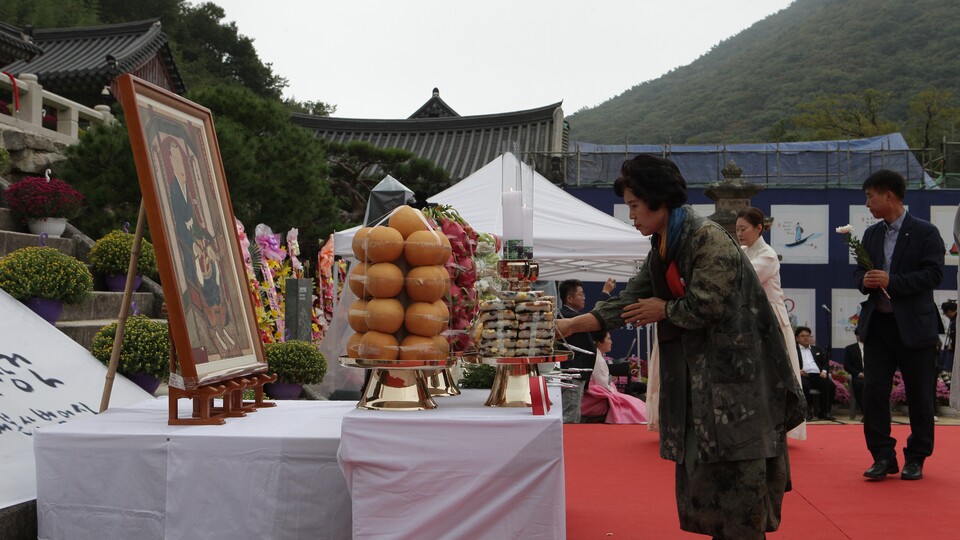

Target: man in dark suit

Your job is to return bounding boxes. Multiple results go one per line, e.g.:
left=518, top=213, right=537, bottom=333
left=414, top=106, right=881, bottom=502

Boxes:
left=558, top=278, right=616, bottom=423
left=844, top=329, right=865, bottom=416
left=795, top=326, right=836, bottom=421
left=856, top=170, right=945, bottom=481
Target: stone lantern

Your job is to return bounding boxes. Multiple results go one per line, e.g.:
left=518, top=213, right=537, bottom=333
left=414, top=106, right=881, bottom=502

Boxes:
left=703, top=161, right=766, bottom=236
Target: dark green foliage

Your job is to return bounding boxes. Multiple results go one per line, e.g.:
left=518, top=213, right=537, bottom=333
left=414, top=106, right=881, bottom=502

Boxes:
left=323, top=140, right=452, bottom=222
left=459, top=364, right=496, bottom=389
left=170, top=2, right=287, bottom=100
left=264, top=340, right=327, bottom=385
left=91, top=315, right=170, bottom=380
left=59, top=123, right=142, bottom=238
left=187, top=85, right=339, bottom=263
left=0, top=0, right=99, bottom=28
left=569, top=0, right=960, bottom=145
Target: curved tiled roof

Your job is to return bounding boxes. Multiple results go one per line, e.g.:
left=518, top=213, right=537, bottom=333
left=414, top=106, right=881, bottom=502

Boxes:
left=1, top=18, right=184, bottom=99
left=0, top=21, right=43, bottom=64
left=292, top=100, right=567, bottom=182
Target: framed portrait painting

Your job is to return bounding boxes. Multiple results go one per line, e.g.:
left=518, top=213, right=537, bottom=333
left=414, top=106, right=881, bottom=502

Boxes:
left=117, top=74, right=266, bottom=389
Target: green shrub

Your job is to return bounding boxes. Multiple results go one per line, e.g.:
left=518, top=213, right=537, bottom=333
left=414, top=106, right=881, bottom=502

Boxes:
left=88, top=229, right=158, bottom=277
left=91, top=315, right=169, bottom=380
left=264, top=340, right=327, bottom=384
left=0, top=246, right=93, bottom=303
left=459, top=363, right=496, bottom=389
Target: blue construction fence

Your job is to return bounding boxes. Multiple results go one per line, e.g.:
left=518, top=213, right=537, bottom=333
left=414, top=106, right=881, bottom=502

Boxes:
left=568, top=186, right=960, bottom=362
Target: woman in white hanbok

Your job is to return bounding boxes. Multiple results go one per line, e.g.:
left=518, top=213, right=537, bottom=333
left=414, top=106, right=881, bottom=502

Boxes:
left=737, top=207, right=807, bottom=440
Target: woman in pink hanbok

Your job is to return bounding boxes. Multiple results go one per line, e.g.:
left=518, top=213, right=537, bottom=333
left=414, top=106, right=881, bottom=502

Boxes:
left=580, top=331, right=648, bottom=424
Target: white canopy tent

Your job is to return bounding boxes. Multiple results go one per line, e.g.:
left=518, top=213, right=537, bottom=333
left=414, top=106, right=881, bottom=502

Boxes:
left=333, top=153, right=651, bottom=282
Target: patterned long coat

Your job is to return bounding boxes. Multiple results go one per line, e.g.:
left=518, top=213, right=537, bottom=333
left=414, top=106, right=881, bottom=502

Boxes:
left=592, top=207, right=805, bottom=463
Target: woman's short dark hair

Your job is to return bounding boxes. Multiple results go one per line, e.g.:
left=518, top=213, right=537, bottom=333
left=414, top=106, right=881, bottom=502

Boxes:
left=862, top=169, right=906, bottom=201
left=737, top=207, right=765, bottom=228
left=613, top=154, right=688, bottom=211
left=591, top=330, right=609, bottom=343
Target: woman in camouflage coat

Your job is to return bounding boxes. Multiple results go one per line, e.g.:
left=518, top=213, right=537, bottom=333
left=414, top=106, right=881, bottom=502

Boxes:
left=557, top=155, right=805, bottom=539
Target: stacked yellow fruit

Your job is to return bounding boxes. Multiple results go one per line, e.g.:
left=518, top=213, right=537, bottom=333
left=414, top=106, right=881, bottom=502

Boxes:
left=346, top=206, right=453, bottom=361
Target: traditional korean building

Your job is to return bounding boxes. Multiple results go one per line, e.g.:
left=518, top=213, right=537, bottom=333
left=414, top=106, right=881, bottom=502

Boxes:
left=291, top=88, right=569, bottom=183
left=1, top=18, right=185, bottom=105
left=0, top=20, right=43, bottom=65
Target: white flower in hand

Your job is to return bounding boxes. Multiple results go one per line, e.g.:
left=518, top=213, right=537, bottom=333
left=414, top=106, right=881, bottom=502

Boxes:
left=835, top=224, right=853, bottom=234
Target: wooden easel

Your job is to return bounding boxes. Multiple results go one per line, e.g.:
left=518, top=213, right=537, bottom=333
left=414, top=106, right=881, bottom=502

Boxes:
left=98, top=201, right=278, bottom=425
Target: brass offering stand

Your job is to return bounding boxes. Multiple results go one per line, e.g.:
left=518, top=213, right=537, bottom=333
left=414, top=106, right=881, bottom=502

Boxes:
left=423, top=367, right=461, bottom=397
left=462, top=259, right=571, bottom=407
left=341, top=356, right=457, bottom=410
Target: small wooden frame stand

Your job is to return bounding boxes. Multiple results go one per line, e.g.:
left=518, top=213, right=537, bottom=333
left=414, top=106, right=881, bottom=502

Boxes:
left=167, top=348, right=277, bottom=425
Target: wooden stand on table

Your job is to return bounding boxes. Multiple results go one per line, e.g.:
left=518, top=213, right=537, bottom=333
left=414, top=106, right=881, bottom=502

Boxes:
left=167, top=349, right=277, bottom=425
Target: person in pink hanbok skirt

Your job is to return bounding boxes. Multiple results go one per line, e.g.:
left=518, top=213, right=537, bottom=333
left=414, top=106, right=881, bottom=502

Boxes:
left=580, top=331, right=648, bottom=424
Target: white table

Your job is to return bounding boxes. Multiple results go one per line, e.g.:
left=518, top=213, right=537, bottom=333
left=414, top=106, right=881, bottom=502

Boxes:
left=339, top=388, right=566, bottom=539
left=35, top=398, right=355, bottom=540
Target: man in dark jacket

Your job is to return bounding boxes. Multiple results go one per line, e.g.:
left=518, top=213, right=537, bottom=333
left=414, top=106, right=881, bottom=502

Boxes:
left=558, top=278, right=615, bottom=423
left=796, top=326, right=836, bottom=421
left=856, top=169, right=944, bottom=481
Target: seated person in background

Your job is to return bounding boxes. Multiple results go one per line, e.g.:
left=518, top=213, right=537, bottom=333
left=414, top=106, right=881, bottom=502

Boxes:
left=796, top=326, right=836, bottom=421
left=558, top=278, right=615, bottom=423
left=844, top=328, right=866, bottom=416
left=580, top=331, right=647, bottom=424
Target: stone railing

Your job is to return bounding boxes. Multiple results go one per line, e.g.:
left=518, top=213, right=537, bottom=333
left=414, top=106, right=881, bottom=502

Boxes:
left=0, top=73, right=115, bottom=145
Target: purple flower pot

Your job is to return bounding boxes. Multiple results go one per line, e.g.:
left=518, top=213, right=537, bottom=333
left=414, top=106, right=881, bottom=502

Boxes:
left=24, top=297, right=64, bottom=324
left=264, top=382, right=303, bottom=400
left=125, top=372, right=162, bottom=395
left=104, top=274, right=143, bottom=292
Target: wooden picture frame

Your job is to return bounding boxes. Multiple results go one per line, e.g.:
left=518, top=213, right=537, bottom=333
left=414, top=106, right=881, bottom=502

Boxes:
left=118, top=74, right=266, bottom=390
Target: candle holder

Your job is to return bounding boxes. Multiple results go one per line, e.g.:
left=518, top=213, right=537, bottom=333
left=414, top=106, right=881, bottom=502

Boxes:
left=463, top=351, right=572, bottom=407
left=459, top=257, right=569, bottom=407
left=497, top=259, right=539, bottom=291
left=340, top=356, right=456, bottom=410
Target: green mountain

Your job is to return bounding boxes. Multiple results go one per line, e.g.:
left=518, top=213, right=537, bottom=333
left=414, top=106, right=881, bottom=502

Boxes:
left=567, top=0, right=960, bottom=145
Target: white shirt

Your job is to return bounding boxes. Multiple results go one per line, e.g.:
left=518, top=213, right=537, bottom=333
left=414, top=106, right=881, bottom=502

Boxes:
left=743, top=237, right=790, bottom=328
left=799, top=346, right=820, bottom=374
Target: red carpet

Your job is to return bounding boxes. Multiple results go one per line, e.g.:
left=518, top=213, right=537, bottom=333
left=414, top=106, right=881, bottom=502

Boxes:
left=564, top=424, right=958, bottom=539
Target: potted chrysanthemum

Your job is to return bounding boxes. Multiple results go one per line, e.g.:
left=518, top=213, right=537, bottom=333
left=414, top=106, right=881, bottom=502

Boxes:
left=0, top=246, right=94, bottom=323
left=87, top=229, right=158, bottom=291
left=91, top=314, right=169, bottom=395
left=2, top=174, right=84, bottom=237
left=263, top=340, right=327, bottom=399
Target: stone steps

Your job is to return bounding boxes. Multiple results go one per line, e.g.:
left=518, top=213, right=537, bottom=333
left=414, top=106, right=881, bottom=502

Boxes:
left=0, top=200, right=165, bottom=351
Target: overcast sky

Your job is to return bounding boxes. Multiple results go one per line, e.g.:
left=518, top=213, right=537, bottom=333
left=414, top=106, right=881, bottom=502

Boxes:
left=215, top=0, right=795, bottom=119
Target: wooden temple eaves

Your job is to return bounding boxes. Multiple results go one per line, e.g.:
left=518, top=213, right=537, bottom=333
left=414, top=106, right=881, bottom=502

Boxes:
left=1, top=18, right=185, bottom=105
left=292, top=95, right=567, bottom=182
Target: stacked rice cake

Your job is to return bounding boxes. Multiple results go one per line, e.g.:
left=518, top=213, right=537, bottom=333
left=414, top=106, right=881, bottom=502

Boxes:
left=473, top=290, right=556, bottom=357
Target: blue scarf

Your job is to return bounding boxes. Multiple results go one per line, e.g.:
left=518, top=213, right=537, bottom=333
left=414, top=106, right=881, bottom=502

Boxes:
left=663, top=206, right=686, bottom=262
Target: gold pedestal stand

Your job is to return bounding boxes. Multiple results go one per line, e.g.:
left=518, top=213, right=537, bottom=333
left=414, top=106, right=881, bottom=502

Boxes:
left=465, top=352, right=572, bottom=407
left=424, top=368, right=461, bottom=397
left=341, top=357, right=456, bottom=410
left=463, top=259, right=571, bottom=407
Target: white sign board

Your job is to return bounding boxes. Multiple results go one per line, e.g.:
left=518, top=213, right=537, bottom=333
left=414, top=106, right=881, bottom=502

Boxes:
left=0, top=290, right=151, bottom=508
left=771, top=205, right=829, bottom=264
left=931, top=205, right=959, bottom=267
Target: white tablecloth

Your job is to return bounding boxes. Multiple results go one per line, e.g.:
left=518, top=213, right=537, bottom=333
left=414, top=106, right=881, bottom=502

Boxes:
left=35, top=398, right=355, bottom=540
left=339, top=388, right=566, bottom=540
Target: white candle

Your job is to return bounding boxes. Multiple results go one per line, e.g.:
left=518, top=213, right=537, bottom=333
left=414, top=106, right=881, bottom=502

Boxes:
left=522, top=205, right=534, bottom=257
left=502, top=191, right=522, bottom=240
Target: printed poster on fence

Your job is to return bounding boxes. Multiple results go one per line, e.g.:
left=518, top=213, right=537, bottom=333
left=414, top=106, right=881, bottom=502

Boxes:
left=0, top=290, right=151, bottom=508
left=830, top=288, right=864, bottom=349
left=782, top=288, right=816, bottom=334
left=930, top=205, right=959, bottom=267
left=771, top=205, right=829, bottom=264
left=845, top=204, right=910, bottom=265
left=847, top=205, right=881, bottom=266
